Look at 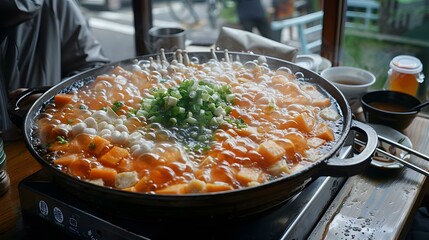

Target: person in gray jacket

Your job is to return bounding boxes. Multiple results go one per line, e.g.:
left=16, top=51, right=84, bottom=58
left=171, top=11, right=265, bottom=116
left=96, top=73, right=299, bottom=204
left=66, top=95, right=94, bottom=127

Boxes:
left=0, top=0, right=109, bottom=136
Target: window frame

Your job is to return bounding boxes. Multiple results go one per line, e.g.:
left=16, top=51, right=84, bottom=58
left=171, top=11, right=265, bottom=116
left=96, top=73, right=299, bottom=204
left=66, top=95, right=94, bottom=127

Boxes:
left=320, top=0, right=347, bottom=67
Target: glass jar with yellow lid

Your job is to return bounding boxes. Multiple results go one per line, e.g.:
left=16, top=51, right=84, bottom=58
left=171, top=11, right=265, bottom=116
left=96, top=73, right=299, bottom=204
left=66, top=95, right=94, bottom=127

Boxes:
left=386, top=55, right=424, bottom=96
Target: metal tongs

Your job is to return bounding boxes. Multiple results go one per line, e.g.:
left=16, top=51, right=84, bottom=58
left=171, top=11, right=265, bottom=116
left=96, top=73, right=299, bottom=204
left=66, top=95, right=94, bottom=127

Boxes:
left=355, top=135, right=429, bottom=177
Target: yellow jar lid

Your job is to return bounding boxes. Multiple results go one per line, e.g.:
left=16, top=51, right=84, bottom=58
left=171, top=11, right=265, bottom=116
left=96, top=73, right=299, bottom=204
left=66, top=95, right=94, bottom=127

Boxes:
left=390, top=55, right=423, bottom=74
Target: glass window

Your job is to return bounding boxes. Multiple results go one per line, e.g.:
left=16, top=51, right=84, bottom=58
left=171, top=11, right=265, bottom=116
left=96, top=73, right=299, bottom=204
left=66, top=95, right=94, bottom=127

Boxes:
left=341, top=0, right=429, bottom=105
left=270, top=0, right=324, bottom=54
left=78, top=0, right=136, bottom=62
left=78, top=0, right=327, bottom=61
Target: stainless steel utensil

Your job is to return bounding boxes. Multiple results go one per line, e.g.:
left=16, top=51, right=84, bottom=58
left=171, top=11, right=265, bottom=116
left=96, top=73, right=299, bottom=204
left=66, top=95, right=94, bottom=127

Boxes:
left=355, top=137, right=429, bottom=177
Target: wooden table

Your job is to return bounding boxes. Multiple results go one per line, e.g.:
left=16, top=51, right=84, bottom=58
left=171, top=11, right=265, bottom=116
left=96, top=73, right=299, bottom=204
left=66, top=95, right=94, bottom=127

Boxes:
left=1, top=117, right=429, bottom=239
left=0, top=139, right=41, bottom=238
left=309, top=116, right=429, bottom=239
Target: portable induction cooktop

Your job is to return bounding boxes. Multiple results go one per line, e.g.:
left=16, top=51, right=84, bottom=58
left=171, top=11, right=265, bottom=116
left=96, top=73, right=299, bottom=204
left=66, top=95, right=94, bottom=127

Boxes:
left=18, top=146, right=353, bottom=240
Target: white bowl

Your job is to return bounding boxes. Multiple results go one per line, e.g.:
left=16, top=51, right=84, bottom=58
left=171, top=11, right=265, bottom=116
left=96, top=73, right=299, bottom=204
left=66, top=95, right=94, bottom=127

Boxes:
left=318, top=57, right=332, bottom=73
left=295, top=55, right=319, bottom=72
left=320, top=66, right=376, bottom=113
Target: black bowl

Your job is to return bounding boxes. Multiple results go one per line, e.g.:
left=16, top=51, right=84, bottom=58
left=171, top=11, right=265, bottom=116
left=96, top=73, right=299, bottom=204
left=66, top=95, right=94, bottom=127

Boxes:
left=361, top=90, right=421, bottom=131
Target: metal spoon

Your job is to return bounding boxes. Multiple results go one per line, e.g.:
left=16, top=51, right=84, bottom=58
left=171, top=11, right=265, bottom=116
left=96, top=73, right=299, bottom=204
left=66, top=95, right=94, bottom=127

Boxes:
left=409, top=100, right=429, bottom=112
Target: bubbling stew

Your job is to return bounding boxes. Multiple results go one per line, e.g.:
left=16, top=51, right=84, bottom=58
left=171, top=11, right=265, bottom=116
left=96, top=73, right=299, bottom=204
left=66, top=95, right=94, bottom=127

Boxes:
left=35, top=51, right=343, bottom=194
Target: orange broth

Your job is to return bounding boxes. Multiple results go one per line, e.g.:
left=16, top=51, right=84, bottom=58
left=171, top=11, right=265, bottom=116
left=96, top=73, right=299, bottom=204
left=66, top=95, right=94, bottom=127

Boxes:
left=369, top=102, right=410, bottom=112
left=36, top=58, right=343, bottom=194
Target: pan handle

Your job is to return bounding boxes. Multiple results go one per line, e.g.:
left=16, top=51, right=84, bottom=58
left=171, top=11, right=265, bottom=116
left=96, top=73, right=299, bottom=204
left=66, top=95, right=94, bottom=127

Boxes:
left=319, top=120, right=378, bottom=177
left=7, top=87, right=51, bottom=129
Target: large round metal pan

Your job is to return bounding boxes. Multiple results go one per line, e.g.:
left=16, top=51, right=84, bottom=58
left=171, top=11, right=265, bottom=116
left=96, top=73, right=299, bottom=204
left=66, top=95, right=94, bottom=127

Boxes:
left=18, top=51, right=377, bottom=221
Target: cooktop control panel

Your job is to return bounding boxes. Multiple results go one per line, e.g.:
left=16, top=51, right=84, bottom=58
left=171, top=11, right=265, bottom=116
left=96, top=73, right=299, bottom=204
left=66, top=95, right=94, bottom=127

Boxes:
left=19, top=173, right=147, bottom=240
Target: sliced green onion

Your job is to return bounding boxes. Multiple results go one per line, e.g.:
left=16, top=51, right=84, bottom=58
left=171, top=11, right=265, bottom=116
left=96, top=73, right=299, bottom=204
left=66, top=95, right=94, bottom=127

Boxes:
left=138, top=78, right=243, bottom=150
left=226, top=94, right=235, bottom=102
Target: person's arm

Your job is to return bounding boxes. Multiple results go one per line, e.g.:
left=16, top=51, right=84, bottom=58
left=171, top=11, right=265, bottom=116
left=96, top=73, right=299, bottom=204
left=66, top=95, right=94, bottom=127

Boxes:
left=0, top=79, right=10, bottom=132
left=52, top=0, right=110, bottom=78
left=0, top=0, right=43, bottom=28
